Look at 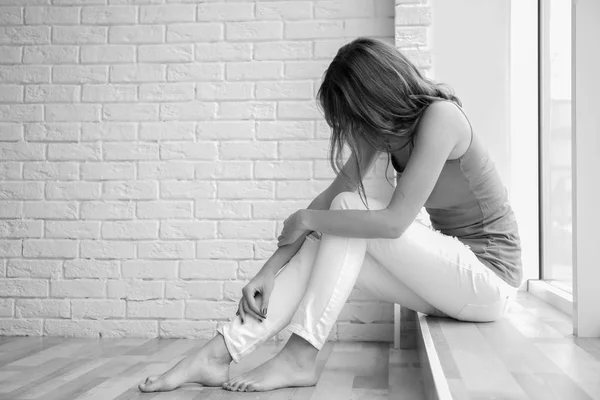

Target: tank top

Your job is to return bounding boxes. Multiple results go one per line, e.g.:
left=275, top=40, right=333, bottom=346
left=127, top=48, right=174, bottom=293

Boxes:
left=391, top=102, right=523, bottom=288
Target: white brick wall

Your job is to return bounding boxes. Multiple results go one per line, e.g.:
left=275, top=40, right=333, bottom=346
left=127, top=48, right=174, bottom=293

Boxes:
left=0, top=0, right=431, bottom=341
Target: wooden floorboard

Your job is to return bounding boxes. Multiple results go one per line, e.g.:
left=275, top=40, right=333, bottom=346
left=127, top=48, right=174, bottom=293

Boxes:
left=424, top=292, right=600, bottom=400
left=0, top=335, right=413, bottom=400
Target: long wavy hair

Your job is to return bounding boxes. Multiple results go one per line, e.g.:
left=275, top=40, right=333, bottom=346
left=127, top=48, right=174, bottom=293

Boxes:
left=317, top=37, right=461, bottom=207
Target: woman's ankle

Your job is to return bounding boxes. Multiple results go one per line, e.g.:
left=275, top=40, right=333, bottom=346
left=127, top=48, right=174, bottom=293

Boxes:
left=281, top=334, right=319, bottom=365
left=204, top=333, right=233, bottom=364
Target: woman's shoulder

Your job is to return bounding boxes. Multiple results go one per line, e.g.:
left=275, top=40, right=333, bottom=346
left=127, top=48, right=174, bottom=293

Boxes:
left=417, top=100, right=472, bottom=157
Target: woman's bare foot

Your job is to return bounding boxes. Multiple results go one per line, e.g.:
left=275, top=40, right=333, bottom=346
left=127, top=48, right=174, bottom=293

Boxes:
left=138, top=333, right=232, bottom=393
left=223, top=333, right=319, bottom=392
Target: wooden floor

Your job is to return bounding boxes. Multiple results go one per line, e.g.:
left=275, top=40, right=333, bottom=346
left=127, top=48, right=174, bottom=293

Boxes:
left=426, top=292, right=600, bottom=400
left=0, top=334, right=424, bottom=400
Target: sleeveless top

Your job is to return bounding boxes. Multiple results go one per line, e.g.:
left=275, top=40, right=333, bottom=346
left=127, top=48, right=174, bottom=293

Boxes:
left=391, top=102, right=523, bottom=288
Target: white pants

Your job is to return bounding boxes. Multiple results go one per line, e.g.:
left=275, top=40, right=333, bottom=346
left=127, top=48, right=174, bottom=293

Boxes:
left=217, top=192, right=518, bottom=363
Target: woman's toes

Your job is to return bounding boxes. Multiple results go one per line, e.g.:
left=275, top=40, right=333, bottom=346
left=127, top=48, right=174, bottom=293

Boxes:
left=139, top=376, right=160, bottom=392
left=239, top=381, right=250, bottom=392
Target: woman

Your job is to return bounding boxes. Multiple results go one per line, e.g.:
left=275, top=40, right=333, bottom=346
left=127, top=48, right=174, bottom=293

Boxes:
left=139, top=37, right=522, bottom=393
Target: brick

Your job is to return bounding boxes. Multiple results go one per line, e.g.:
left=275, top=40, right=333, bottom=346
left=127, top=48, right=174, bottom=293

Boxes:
left=198, top=3, right=253, bottom=21
left=108, top=280, right=162, bottom=300
left=160, top=181, right=215, bottom=199
left=25, top=6, right=79, bottom=24
left=166, top=63, right=223, bottom=82
left=0, top=105, right=43, bottom=122
left=103, top=181, right=158, bottom=200
left=218, top=181, right=273, bottom=199
left=138, top=161, right=194, bottom=180
left=23, top=46, right=78, bottom=64
left=256, top=121, right=313, bottom=140
left=51, top=279, right=104, bottom=298
left=255, top=81, right=312, bottom=100
left=64, top=259, right=119, bottom=278
left=0, top=142, right=45, bottom=160
left=196, top=121, right=254, bottom=140
left=160, top=102, right=217, bottom=120
left=0, top=162, right=21, bottom=180
left=82, top=7, right=136, bottom=25
left=0, top=182, right=44, bottom=200
left=314, top=160, right=336, bottom=179
left=220, top=141, right=277, bottom=160
left=0, top=46, right=21, bottom=64
left=219, top=221, right=275, bottom=239
left=195, top=42, right=251, bottom=61
left=159, top=320, right=215, bottom=339
left=81, top=201, right=134, bottom=220
left=167, top=23, right=223, bottom=43
left=111, top=64, right=165, bottom=83
left=255, top=161, right=312, bottom=179
left=139, top=83, right=194, bottom=102
left=253, top=240, right=277, bottom=259
left=279, top=140, right=328, bottom=159
left=46, top=104, right=100, bottom=122
left=80, top=240, right=135, bottom=259
left=285, top=60, right=329, bottom=79
left=195, top=199, right=251, bottom=219
left=46, top=221, right=100, bottom=239
left=315, top=0, right=374, bottom=18
left=0, top=299, right=13, bottom=317
left=0, top=7, right=22, bottom=25
left=139, top=122, right=195, bottom=140
left=395, top=4, right=431, bottom=25
left=0, top=84, right=23, bottom=103
left=53, top=26, right=107, bottom=44
left=16, top=299, right=69, bottom=318
left=122, top=260, right=177, bottom=279
left=166, top=281, right=222, bottom=301
left=285, top=21, right=344, bottom=39
left=72, top=300, right=125, bottom=319
left=46, top=182, right=101, bottom=200
left=84, top=121, right=144, bottom=142
left=186, top=301, right=236, bottom=320
left=81, top=162, right=135, bottom=180
left=402, top=48, right=431, bottom=68
left=0, top=26, right=50, bottom=45
left=180, top=260, right=236, bottom=280
left=196, top=240, right=253, bottom=260
left=24, top=123, right=79, bottom=141
left=194, top=161, right=252, bottom=180
left=140, top=5, right=195, bottom=23
left=24, top=239, right=77, bottom=258
left=196, top=82, right=253, bottom=101
left=218, top=102, right=275, bottom=120
left=0, top=240, right=22, bottom=258
left=223, top=281, right=245, bottom=301
left=276, top=180, right=330, bottom=199
left=226, top=21, right=283, bottom=41
left=0, top=124, right=22, bottom=141
left=102, top=221, right=158, bottom=239
left=109, top=25, right=164, bottom=44
left=81, top=45, right=135, bottom=64
left=138, top=45, right=193, bottom=63
left=137, top=201, right=192, bottom=219
left=160, top=221, right=216, bottom=239
left=227, top=61, right=282, bottom=80
left=82, top=84, right=137, bottom=102
left=7, top=259, right=61, bottom=278
left=23, top=162, right=78, bottom=180
left=0, top=220, right=42, bottom=238
left=159, top=142, right=216, bottom=160
left=395, top=27, right=427, bottom=47
left=0, top=65, right=49, bottom=83
left=256, top=1, right=312, bottom=20
left=0, top=319, right=41, bottom=336
left=314, top=39, right=348, bottom=59
left=48, top=143, right=102, bottom=161
left=127, top=299, right=184, bottom=319
left=23, top=201, right=78, bottom=220
left=53, top=66, right=108, bottom=84
left=278, top=101, right=321, bottom=119
left=345, top=18, right=395, bottom=37
left=0, top=201, right=22, bottom=218
left=238, top=260, right=263, bottom=279
left=138, top=241, right=194, bottom=259
left=103, top=104, right=159, bottom=122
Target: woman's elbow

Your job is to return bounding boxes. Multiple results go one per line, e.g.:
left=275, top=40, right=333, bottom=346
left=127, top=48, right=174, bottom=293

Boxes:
left=384, top=223, right=405, bottom=239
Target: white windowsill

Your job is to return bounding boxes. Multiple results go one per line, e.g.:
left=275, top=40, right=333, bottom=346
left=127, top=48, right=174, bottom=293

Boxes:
left=527, top=280, right=573, bottom=316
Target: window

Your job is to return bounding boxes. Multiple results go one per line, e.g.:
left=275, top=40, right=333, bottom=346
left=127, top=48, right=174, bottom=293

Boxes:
left=540, top=0, right=572, bottom=293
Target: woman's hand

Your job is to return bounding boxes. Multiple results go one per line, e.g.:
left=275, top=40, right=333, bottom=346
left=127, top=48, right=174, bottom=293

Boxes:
left=236, top=272, right=274, bottom=324
left=277, top=210, right=308, bottom=247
